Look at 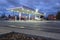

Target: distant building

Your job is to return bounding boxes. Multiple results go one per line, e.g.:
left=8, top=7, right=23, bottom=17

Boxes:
left=48, top=14, right=56, bottom=20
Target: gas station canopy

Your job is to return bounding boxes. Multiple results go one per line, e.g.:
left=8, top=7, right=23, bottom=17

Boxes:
left=8, top=7, right=44, bottom=16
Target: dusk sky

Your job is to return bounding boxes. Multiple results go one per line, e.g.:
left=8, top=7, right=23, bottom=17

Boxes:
left=0, top=0, right=60, bottom=17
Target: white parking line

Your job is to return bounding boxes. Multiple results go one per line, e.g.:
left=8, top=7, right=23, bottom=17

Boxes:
left=9, top=25, right=25, bottom=29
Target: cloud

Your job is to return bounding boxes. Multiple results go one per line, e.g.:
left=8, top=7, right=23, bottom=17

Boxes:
left=0, top=0, right=60, bottom=17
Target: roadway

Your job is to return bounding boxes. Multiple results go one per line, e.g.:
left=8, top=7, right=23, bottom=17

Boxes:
left=0, top=21, right=60, bottom=40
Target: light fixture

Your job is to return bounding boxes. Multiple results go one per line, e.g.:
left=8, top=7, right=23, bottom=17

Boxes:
left=35, top=9, right=39, bottom=12
left=11, top=10, right=13, bottom=11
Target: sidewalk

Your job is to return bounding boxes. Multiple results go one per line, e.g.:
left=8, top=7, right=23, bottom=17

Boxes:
left=6, top=20, right=60, bottom=22
left=5, top=20, right=45, bottom=22
left=0, top=20, right=60, bottom=23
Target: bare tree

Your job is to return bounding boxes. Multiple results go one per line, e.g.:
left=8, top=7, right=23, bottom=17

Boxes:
left=56, top=11, right=60, bottom=20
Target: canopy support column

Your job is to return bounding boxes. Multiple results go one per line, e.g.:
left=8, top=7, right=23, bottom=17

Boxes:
left=29, top=14, right=30, bottom=20
left=19, top=13, right=21, bottom=20
left=35, top=15, right=36, bottom=20
left=15, top=16, right=17, bottom=21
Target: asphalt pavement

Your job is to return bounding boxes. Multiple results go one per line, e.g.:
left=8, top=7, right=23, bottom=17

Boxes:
left=0, top=21, right=60, bottom=40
